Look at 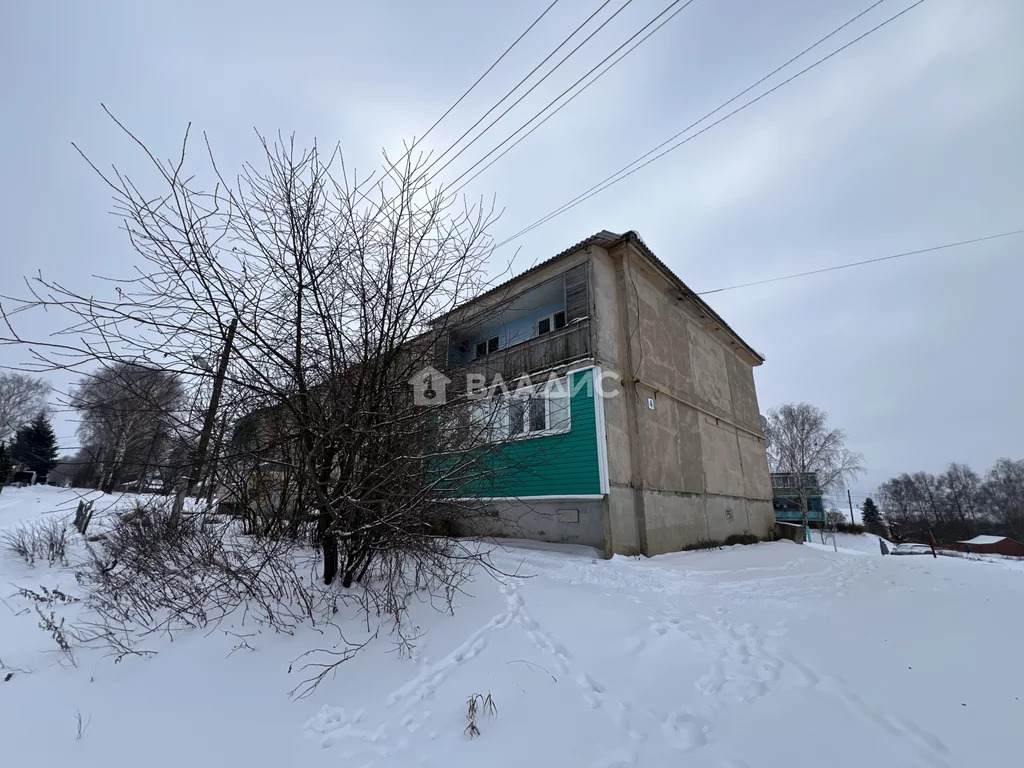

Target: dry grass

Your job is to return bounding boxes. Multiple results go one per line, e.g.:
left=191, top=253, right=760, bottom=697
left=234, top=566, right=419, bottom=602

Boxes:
left=1, top=517, right=71, bottom=567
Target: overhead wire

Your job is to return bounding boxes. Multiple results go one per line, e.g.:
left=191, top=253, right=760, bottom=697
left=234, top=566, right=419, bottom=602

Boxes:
left=412, top=0, right=564, bottom=151
left=352, top=0, right=582, bottom=201
left=423, top=0, right=631, bottom=176
left=449, top=0, right=699, bottom=193
left=438, top=0, right=698, bottom=188
left=494, top=0, right=926, bottom=249
left=696, top=228, right=1024, bottom=295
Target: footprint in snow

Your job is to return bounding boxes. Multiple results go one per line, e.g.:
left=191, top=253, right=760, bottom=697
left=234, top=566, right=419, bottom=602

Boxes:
left=661, top=710, right=709, bottom=751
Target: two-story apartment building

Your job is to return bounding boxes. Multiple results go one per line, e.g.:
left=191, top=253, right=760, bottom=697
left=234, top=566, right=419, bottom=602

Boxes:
left=428, top=230, right=774, bottom=557
left=770, top=472, right=826, bottom=525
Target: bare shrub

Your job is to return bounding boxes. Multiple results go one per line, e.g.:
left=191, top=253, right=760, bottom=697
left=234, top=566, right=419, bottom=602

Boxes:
left=76, top=501, right=330, bottom=653
left=3, top=117, right=518, bottom=692
left=680, top=540, right=725, bottom=552
left=16, top=585, right=79, bottom=605
left=38, top=518, right=70, bottom=566
left=1, top=517, right=71, bottom=567
left=1, top=525, right=36, bottom=565
left=35, top=605, right=77, bottom=667
left=286, top=539, right=493, bottom=698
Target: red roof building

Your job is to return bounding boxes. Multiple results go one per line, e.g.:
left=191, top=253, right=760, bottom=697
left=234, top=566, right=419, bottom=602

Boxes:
left=957, top=535, right=1024, bottom=557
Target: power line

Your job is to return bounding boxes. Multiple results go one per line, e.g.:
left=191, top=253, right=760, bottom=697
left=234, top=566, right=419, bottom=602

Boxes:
left=495, top=0, right=925, bottom=249
left=413, top=0, right=563, bottom=150
left=497, top=0, right=911, bottom=245
left=424, top=0, right=631, bottom=176
left=696, top=228, right=1024, bottom=295
left=449, top=0, right=698, bottom=193
left=352, top=0, right=613, bottom=204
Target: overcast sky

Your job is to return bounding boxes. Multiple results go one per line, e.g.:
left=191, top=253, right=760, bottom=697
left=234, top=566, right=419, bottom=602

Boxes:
left=2, top=0, right=1021, bottom=497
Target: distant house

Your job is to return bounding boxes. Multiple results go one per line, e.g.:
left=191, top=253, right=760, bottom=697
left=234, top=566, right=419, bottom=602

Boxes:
left=770, top=472, right=825, bottom=525
left=956, top=535, right=1024, bottom=557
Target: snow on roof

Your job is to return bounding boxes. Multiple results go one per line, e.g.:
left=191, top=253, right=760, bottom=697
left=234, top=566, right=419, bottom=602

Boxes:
left=959, top=535, right=1007, bottom=545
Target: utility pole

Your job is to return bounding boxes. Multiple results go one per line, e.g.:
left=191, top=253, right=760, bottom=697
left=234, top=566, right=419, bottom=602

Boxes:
left=848, top=488, right=855, bottom=527
left=188, top=317, right=237, bottom=497
left=172, top=318, right=237, bottom=522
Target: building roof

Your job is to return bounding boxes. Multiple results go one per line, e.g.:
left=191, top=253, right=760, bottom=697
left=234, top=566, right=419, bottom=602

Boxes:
left=959, top=535, right=1010, bottom=545
left=444, top=230, right=764, bottom=363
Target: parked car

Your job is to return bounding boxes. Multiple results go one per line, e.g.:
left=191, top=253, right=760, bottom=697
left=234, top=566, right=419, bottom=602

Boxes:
left=891, top=543, right=932, bottom=556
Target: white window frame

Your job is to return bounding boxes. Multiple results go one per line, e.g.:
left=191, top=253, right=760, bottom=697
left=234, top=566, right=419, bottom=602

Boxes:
left=535, top=310, right=567, bottom=336
left=472, top=377, right=572, bottom=442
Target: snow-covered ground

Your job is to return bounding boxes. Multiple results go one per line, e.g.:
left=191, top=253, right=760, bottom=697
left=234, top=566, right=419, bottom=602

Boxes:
left=807, top=530, right=893, bottom=556
left=2, top=487, right=1022, bottom=767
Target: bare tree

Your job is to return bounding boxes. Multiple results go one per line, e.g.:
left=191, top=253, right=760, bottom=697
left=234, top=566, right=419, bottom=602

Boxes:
left=823, top=509, right=846, bottom=550
left=877, top=474, right=917, bottom=542
left=70, top=363, right=185, bottom=493
left=982, top=458, right=1024, bottom=538
left=0, top=113, right=520, bottom=656
left=763, top=403, right=864, bottom=535
left=879, top=458, right=1024, bottom=543
left=0, top=372, right=50, bottom=438
left=936, top=463, right=982, bottom=538
left=910, top=472, right=948, bottom=533
left=879, top=468, right=980, bottom=543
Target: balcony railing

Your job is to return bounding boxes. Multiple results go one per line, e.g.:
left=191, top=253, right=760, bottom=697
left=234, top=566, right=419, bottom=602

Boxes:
left=446, top=319, right=591, bottom=391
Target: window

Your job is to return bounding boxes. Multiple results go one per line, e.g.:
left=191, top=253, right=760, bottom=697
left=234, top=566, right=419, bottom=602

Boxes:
left=475, top=336, right=499, bottom=358
left=529, top=396, right=547, bottom=432
left=468, top=400, right=508, bottom=444
left=772, top=474, right=795, bottom=489
left=536, top=310, right=567, bottom=336
left=547, top=378, right=570, bottom=432
left=508, top=398, right=525, bottom=438
left=467, top=377, right=572, bottom=442
left=510, top=379, right=571, bottom=437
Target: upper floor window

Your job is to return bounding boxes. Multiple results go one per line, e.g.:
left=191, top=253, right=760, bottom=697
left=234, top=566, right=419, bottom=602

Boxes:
left=536, top=310, right=567, bottom=336
left=475, top=336, right=499, bottom=358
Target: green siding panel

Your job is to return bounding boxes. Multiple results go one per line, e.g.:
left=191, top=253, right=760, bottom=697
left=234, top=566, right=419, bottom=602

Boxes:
left=463, top=368, right=601, bottom=498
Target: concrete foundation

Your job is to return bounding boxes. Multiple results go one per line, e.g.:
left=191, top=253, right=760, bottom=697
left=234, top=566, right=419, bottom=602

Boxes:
left=459, top=498, right=606, bottom=550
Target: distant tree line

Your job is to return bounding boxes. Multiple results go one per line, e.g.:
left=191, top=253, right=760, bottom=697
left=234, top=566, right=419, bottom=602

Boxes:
left=877, top=460, right=1024, bottom=543
left=0, top=366, right=199, bottom=496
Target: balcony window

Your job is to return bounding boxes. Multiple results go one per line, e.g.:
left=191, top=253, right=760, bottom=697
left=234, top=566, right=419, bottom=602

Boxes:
left=536, top=310, right=567, bottom=336
left=475, top=336, right=499, bottom=358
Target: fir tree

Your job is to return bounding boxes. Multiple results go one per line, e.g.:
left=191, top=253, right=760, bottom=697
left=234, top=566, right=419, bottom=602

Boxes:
left=10, top=413, right=59, bottom=480
left=860, top=496, right=885, bottom=534
left=0, top=441, right=12, bottom=492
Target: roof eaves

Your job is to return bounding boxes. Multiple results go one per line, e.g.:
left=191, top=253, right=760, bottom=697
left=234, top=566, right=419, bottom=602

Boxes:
left=614, top=231, right=765, bottom=364
left=436, top=229, right=764, bottom=364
